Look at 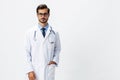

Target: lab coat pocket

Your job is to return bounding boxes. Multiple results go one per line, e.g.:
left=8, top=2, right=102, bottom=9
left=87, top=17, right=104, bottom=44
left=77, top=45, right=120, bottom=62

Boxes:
left=48, top=34, right=55, bottom=44
left=48, top=64, right=56, bottom=80
left=48, top=37, right=55, bottom=50
left=49, top=38, right=55, bottom=44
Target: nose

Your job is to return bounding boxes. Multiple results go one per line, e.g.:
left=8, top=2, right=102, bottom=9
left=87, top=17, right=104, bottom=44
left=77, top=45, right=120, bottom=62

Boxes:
left=41, top=14, right=46, bottom=17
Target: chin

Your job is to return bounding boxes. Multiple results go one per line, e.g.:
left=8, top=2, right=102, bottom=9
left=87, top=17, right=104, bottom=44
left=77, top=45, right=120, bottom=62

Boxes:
left=40, top=20, right=47, bottom=23
left=41, top=21, right=47, bottom=23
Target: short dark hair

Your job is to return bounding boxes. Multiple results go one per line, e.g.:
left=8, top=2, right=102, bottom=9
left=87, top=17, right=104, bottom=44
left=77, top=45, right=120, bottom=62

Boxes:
left=36, top=4, right=50, bottom=14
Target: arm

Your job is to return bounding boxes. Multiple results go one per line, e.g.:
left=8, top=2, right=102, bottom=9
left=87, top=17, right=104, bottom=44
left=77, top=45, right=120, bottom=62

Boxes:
left=52, top=32, right=61, bottom=65
left=24, top=32, right=34, bottom=74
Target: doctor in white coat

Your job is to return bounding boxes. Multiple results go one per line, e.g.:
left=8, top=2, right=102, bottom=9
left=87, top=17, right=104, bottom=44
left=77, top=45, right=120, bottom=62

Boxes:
left=24, top=4, right=61, bottom=80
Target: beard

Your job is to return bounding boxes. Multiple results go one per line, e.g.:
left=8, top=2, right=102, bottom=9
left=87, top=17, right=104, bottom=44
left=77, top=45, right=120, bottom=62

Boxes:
left=39, top=18, right=48, bottom=23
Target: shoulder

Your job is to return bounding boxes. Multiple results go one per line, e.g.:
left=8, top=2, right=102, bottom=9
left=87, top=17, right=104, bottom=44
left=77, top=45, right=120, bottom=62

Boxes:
left=25, top=25, right=38, bottom=37
left=26, top=25, right=38, bottom=33
left=50, top=26, right=59, bottom=34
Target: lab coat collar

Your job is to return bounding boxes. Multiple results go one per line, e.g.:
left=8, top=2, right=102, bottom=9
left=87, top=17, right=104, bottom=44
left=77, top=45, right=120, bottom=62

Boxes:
left=34, top=24, right=52, bottom=42
left=44, top=25, right=51, bottom=39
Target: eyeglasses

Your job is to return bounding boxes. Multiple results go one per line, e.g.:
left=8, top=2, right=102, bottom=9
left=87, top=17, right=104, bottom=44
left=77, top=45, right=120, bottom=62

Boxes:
left=37, top=13, right=49, bottom=16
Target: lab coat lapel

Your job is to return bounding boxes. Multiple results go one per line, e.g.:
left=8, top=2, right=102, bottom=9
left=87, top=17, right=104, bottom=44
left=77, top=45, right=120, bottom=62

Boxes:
left=44, top=26, right=51, bottom=41
left=36, top=26, right=44, bottom=43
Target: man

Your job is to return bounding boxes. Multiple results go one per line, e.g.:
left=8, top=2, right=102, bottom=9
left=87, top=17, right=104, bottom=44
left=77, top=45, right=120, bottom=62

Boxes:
left=24, top=4, right=61, bottom=80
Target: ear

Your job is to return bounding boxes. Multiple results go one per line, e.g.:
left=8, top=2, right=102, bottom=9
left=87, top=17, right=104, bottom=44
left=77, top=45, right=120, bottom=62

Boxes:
left=36, top=13, right=39, bottom=17
left=48, top=13, right=50, bottom=17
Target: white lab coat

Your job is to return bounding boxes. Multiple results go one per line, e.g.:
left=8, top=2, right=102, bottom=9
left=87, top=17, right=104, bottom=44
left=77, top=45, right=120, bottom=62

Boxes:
left=24, top=25, right=61, bottom=80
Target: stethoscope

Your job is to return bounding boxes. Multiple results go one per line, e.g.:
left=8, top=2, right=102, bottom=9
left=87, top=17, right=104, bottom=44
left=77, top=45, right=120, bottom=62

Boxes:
left=33, top=26, right=55, bottom=41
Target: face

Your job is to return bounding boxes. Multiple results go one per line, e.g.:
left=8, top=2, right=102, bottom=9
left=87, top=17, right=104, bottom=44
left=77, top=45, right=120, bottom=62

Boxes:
left=37, top=9, right=49, bottom=24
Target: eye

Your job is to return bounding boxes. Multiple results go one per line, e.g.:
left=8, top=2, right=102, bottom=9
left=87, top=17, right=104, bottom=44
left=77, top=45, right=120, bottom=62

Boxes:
left=38, top=13, right=48, bottom=16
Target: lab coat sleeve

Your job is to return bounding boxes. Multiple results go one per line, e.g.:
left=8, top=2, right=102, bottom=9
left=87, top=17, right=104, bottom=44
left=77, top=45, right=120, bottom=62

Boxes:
left=53, top=32, right=61, bottom=66
left=24, top=31, right=34, bottom=74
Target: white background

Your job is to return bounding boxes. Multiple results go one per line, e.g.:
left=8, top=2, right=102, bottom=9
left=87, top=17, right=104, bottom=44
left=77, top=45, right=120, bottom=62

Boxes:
left=0, top=0, right=120, bottom=80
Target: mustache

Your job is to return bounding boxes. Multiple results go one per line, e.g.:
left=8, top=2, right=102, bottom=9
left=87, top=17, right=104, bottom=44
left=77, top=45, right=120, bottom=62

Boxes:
left=41, top=18, right=46, bottom=20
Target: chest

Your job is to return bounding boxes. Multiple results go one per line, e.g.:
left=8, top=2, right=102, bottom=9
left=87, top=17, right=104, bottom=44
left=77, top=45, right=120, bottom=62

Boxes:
left=30, top=30, right=56, bottom=47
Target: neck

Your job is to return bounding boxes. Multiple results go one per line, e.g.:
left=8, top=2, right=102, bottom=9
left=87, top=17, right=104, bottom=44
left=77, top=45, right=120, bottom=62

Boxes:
left=39, top=22, right=48, bottom=28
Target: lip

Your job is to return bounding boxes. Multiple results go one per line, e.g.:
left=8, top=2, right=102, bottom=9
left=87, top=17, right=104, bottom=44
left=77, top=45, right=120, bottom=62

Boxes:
left=41, top=18, right=46, bottom=20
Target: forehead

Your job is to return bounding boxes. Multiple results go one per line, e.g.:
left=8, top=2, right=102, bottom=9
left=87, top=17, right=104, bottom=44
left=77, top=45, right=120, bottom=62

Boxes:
left=38, top=8, right=48, bottom=13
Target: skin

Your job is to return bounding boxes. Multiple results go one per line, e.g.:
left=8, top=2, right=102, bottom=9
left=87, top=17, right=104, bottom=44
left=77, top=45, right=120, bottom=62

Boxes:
left=28, top=8, right=56, bottom=80
left=37, top=8, right=49, bottom=27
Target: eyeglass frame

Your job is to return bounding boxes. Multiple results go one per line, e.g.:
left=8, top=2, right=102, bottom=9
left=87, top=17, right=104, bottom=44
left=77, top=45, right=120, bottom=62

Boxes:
left=37, top=13, right=49, bottom=16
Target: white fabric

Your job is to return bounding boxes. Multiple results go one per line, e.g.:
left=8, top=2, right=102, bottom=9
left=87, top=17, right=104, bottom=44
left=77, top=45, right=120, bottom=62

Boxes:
left=24, top=25, right=61, bottom=80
